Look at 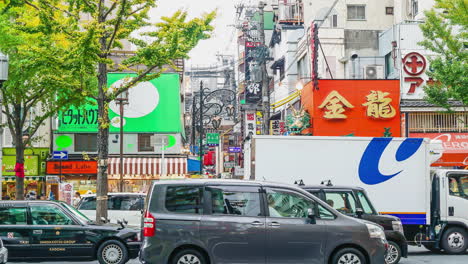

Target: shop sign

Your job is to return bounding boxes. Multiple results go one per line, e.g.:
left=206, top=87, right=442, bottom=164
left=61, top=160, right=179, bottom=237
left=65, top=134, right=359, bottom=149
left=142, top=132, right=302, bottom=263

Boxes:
left=234, top=166, right=244, bottom=176
left=59, top=182, right=74, bottom=205
left=228, top=147, right=242, bottom=153
left=57, top=73, right=182, bottom=133
left=305, top=80, right=401, bottom=137
left=2, top=156, right=39, bottom=176
left=224, top=161, right=236, bottom=168
left=270, top=120, right=287, bottom=135
left=244, top=111, right=256, bottom=138
left=206, top=133, right=220, bottom=146
left=46, top=161, right=97, bottom=175
left=401, top=52, right=434, bottom=100
left=246, top=82, right=262, bottom=103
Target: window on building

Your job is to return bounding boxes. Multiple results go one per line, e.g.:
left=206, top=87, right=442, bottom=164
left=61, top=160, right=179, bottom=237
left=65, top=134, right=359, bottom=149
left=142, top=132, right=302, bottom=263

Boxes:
left=138, top=134, right=154, bottom=152
left=75, top=133, right=97, bottom=152
left=279, top=64, right=285, bottom=81
left=385, top=52, right=395, bottom=77
left=386, top=7, right=394, bottom=15
left=411, top=0, right=419, bottom=16
left=347, top=5, right=366, bottom=20
left=408, top=112, right=468, bottom=133
left=331, top=14, right=338, bottom=28
left=297, top=56, right=310, bottom=80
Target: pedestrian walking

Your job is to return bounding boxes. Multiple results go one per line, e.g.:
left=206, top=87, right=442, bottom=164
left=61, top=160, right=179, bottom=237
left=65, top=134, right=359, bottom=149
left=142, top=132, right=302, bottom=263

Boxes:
left=72, top=192, right=81, bottom=207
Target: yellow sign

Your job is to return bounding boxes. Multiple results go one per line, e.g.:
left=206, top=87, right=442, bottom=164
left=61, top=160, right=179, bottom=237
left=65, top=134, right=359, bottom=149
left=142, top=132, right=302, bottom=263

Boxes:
left=362, top=91, right=396, bottom=119
left=318, top=91, right=354, bottom=119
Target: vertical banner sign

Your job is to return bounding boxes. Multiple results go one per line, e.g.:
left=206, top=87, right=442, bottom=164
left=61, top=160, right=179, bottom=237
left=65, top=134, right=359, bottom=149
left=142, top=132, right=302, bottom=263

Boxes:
left=402, top=52, right=430, bottom=99
left=244, top=111, right=256, bottom=138
left=309, top=23, right=319, bottom=89
left=246, top=82, right=262, bottom=103
left=270, top=120, right=287, bottom=135
left=256, top=111, right=263, bottom=135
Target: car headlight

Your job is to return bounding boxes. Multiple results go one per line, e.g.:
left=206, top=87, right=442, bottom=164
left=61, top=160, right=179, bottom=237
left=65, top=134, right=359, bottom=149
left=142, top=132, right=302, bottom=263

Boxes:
left=392, top=220, right=404, bottom=235
left=366, top=223, right=385, bottom=239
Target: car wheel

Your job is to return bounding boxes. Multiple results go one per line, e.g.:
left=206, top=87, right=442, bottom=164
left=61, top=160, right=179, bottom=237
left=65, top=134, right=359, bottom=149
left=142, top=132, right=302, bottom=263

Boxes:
left=441, top=227, right=467, bottom=254
left=97, top=240, right=129, bottom=264
left=423, top=244, right=443, bottom=253
left=385, top=241, right=402, bottom=264
left=332, top=248, right=367, bottom=264
left=171, top=248, right=207, bottom=264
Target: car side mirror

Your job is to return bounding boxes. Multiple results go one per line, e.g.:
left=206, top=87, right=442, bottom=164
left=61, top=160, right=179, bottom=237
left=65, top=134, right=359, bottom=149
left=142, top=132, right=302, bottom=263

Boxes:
left=307, top=208, right=316, bottom=224
left=356, top=208, right=364, bottom=218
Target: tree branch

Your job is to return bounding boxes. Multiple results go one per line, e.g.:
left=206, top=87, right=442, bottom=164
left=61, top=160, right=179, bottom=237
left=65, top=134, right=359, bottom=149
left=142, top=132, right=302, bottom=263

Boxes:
left=103, top=2, right=118, bottom=20
left=128, top=5, right=147, bottom=17
left=106, top=0, right=128, bottom=52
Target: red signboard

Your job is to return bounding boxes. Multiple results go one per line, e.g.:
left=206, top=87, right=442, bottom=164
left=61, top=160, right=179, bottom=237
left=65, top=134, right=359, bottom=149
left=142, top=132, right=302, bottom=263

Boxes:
left=46, top=161, right=97, bottom=175
left=410, top=133, right=468, bottom=167
left=301, top=80, right=401, bottom=137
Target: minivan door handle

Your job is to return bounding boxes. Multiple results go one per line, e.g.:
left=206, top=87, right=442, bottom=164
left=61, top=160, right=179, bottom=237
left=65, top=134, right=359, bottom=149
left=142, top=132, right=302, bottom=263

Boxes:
left=269, top=222, right=280, bottom=227
left=32, top=230, right=43, bottom=235
left=251, top=221, right=264, bottom=226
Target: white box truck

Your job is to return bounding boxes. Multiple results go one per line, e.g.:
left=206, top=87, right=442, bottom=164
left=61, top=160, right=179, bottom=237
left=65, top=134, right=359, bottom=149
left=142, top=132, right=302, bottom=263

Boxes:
left=250, top=136, right=468, bottom=254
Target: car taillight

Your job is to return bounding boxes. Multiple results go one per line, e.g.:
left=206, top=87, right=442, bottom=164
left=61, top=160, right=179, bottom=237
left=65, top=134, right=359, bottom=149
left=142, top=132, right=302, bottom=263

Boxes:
left=143, top=210, right=155, bottom=237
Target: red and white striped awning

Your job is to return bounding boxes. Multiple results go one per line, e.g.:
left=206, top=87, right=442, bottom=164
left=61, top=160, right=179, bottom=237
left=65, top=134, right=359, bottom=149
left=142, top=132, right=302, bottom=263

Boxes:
left=108, top=157, right=187, bottom=176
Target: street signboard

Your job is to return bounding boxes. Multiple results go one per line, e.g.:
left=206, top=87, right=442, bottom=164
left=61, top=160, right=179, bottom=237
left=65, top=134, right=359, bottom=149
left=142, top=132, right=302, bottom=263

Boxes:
left=206, top=133, right=220, bottom=146
left=224, top=161, right=236, bottom=168
left=228, top=147, right=242, bottom=153
left=52, top=150, right=68, bottom=160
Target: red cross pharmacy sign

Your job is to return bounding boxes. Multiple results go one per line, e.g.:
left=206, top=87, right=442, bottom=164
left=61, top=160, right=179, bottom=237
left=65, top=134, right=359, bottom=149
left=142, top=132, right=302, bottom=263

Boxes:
left=402, top=52, right=432, bottom=99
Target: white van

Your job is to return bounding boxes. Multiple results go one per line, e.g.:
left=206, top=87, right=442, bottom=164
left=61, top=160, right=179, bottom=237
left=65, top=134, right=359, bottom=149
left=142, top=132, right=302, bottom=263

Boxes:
left=77, top=193, right=146, bottom=227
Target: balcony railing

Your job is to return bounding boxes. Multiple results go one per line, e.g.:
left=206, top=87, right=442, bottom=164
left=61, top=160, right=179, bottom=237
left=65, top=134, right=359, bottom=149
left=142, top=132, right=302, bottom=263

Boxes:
left=278, top=1, right=304, bottom=25
left=408, top=112, right=468, bottom=133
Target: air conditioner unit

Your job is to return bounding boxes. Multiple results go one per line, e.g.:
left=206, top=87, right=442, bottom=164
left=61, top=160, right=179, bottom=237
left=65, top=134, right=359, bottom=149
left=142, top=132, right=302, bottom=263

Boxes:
left=364, top=65, right=384, bottom=79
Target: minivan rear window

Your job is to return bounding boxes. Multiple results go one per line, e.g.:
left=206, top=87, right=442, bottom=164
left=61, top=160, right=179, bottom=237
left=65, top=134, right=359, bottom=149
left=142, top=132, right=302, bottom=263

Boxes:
left=165, top=186, right=204, bottom=214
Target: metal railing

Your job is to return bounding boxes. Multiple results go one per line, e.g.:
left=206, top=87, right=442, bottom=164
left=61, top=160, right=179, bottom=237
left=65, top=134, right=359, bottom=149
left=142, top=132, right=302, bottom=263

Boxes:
left=408, top=112, right=468, bottom=133
left=278, top=1, right=304, bottom=24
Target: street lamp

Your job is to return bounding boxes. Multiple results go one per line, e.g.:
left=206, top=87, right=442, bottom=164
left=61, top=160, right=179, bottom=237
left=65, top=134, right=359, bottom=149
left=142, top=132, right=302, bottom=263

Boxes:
left=0, top=52, right=8, bottom=202
left=211, top=116, right=222, bottom=130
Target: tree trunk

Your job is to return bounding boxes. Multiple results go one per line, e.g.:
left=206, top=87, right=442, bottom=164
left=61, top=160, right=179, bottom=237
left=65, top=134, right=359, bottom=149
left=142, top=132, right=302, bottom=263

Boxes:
left=96, top=59, right=109, bottom=224
left=14, top=134, right=25, bottom=200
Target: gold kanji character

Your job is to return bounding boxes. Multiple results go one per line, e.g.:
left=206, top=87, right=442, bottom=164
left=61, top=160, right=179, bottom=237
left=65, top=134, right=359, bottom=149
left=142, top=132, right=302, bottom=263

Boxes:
left=318, top=91, right=354, bottom=119
left=362, top=91, right=396, bottom=119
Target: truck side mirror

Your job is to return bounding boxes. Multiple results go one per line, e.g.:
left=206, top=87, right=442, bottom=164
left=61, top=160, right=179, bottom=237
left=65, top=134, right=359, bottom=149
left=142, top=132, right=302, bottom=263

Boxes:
left=356, top=208, right=364, bottom=218
left=307, top=208, right=316, bottom=224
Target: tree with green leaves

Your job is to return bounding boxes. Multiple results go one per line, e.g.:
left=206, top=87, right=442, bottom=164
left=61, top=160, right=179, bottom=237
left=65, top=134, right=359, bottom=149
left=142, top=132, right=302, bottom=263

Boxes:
left=8, top=0, right=215, bottom=222
left=419, top=0, right=468, bottom=108
left=0, top=3, right=95, bottom=200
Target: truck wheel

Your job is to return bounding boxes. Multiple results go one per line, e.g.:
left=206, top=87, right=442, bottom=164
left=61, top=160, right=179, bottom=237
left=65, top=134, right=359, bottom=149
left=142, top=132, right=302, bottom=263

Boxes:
left=385, top=241, right=402, bottom=264
left=171, top=248, right=207, bottom=264
left=97, top=240, right=129, bottom=264
left=441, top=227, right=467, bottom=254
left=332, top=248, right=367, bottom=264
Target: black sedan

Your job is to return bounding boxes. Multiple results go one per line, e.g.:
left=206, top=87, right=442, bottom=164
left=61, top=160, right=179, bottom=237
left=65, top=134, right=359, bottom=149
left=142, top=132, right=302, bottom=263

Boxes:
left=0, top=200, right=140, bottom=264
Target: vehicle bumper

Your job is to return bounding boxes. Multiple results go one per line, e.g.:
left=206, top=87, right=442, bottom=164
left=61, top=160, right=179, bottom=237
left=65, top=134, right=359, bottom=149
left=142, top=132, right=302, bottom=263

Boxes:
left=127, top=242, right=141, bottom=259
left=139, top=241, right=168, bottom=264
left=367, top=239, right=387, bottom=264
left=0, top=247, right=7, bottom=264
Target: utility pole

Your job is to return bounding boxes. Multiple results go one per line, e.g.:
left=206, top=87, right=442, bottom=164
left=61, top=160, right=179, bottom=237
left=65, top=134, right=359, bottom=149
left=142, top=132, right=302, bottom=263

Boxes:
left=198, top=81, right=204, bottom=175
left=115, top=94, right=128, bottom=192
left=259, top=1, right=270, bottom=135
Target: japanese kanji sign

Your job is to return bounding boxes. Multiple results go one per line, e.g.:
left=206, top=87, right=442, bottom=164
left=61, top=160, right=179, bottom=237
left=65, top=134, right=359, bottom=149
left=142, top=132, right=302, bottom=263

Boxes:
left=270, top=120, right=287, bottom=135
left=246, top=82, right=262, bottom=103
left=302, top=80, right=401, bottom=137
left=244, top=111, right=256, bottom=138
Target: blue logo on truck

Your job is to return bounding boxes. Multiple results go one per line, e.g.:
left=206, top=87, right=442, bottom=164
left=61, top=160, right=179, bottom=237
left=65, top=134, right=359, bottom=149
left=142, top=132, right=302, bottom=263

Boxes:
left=359, top=138, right=423, bottom=185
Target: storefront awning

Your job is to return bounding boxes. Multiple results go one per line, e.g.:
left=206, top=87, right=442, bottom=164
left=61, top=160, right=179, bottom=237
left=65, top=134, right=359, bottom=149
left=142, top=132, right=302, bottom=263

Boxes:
left=411, top=133, right=468, bottom=167
left=108, top=157, right=187, bottom=176
left=2, top=176, right=45, bottom=181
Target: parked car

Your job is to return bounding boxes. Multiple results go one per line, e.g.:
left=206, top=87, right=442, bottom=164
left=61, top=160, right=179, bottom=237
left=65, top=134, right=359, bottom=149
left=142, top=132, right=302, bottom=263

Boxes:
left=0, top=238, right=7, bottom=264
left=139, top=179, right=388, bottom=264
left=78, top=193, right=146, bottom=227
left=0, top=200, right=140, bottom=264
left=297, top=180, right=408, bottom=264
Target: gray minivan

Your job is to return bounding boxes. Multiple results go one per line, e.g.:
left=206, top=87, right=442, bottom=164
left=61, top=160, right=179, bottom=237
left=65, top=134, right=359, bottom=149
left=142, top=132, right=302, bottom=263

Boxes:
left=140, top=179, right=388, bottom=264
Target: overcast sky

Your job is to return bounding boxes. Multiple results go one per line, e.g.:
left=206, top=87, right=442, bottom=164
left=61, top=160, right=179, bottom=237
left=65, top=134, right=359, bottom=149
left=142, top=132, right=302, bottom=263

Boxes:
left=149, top=0, right=255, bottom=67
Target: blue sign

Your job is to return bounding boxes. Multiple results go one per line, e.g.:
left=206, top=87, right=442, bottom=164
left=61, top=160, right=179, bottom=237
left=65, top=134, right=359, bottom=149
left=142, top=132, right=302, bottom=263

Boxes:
left=228, top=147, right=242, bottom=153
left=52, top=150, right=68, bottom=160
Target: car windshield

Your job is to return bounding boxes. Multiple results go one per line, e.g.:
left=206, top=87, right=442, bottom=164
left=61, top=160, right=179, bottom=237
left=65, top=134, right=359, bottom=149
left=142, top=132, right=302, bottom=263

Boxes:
left=62, top=202, right=92, bottom=224
left=357, top=191, right=377, bottom=214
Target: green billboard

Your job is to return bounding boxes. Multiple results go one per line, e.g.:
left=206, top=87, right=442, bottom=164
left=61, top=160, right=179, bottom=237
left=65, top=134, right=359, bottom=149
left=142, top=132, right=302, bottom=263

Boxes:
left=57, top=73, right=182, bottom=133
left=2, top=155, right=39, bottom=176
